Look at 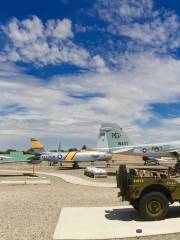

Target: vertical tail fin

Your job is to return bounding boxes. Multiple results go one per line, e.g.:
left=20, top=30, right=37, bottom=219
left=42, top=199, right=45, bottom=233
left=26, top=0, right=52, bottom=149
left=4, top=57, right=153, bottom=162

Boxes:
left=97, top=123, right=133, bottom=151
left=31, top=138, right=45, bottom=154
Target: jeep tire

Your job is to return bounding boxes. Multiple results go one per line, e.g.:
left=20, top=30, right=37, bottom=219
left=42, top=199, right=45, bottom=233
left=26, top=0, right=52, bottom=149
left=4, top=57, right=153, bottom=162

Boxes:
left=131, top=200, right=139, bottom=210
left=118, top=164, right=128, bottom=196
left=139, top=191, right=169, bottom=221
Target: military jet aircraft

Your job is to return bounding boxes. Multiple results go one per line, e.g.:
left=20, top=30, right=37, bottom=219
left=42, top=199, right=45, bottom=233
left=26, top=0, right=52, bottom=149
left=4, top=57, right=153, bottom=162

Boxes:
left=97, top=123, right=180, bottom=160
left=30, top=138, right=112, bottom=169
left=0, top=154, right=40, bottom=165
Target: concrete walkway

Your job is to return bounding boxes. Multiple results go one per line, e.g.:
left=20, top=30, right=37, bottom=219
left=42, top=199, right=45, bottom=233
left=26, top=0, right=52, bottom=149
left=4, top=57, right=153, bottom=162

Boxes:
left=53, top=204, right=180, bottom=240
left=0, top=170, right=116, bottom=188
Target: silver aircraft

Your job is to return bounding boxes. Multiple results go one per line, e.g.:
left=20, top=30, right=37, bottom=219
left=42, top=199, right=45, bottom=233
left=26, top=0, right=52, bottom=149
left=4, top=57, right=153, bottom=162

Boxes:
left=97, top=123, right=180, bottom=160
left=30, top=138, right=112, bottom=169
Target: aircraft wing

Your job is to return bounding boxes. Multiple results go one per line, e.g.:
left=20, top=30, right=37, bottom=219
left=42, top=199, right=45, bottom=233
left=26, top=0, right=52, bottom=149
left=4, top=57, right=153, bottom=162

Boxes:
left=0, top=159, right=31, bottom=164
left=96, top=146, right=134, bottom=153
left=110, top=147, right=134, bottom=153
left=0, top=155, right=11, bottom=158
left=170, top=149, right=180, bottom=155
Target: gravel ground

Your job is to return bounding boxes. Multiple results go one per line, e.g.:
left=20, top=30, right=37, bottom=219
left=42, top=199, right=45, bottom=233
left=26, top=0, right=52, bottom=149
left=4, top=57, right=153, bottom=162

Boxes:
left=0, top=161, right=120, bottom=240
left=0, top=157, right=179, bottom=240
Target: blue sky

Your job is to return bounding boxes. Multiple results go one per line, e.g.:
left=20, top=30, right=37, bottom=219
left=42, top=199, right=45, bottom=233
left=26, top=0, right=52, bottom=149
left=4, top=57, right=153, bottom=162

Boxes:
left=0, top=0, right=180, bottom=149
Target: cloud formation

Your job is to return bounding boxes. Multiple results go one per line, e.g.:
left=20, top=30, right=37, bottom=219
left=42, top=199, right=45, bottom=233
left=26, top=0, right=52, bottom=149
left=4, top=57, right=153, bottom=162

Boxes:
left=0, top=53, right=180, bottom=149
left=0, top=16, right=107, bottom=72
left=95, top=0, right=180, bottom=53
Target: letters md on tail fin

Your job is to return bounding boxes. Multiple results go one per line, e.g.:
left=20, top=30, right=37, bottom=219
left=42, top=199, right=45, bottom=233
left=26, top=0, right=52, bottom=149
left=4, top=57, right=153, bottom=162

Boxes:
left=31, top=138, right=45, bottom=154
left=97, top=123, right=133, bottom=152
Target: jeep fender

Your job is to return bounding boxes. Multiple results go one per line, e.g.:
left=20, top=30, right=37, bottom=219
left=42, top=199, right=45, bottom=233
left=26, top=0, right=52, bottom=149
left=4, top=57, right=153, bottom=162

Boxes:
left=140, top=184, right=172, bottom=202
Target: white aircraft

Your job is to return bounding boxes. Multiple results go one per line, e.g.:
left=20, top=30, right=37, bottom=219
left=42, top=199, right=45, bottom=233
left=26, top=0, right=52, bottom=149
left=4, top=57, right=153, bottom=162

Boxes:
left=97, top=123, right=180, bottom=160
left=29, top=138, right=112, bottom=169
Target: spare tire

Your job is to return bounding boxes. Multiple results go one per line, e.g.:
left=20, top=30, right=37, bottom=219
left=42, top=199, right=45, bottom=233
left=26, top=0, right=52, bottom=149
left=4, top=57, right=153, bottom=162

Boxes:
left=118, top=164, right=128, bottom=196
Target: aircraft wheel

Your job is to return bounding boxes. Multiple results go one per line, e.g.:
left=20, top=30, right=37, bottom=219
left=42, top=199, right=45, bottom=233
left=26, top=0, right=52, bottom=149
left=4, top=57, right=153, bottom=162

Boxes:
left=106, top=162, right=111, bottom=168
left=139, top=192, right=169, bottom=221
left=73, top=162, right=79, bottom=169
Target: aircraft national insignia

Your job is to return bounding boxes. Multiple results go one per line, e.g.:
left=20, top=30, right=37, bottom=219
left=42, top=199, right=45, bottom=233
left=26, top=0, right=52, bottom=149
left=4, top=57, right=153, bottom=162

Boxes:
left=142, top=148, right=147, bottom=153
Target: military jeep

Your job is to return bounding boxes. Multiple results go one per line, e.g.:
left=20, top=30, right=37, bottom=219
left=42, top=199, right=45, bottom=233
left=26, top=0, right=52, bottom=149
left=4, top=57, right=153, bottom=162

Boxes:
left=116, top=164, right=180, bottom=221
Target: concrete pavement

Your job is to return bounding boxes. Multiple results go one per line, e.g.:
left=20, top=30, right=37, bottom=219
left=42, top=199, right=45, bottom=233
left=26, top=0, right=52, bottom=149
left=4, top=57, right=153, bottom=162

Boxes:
left=53, top=204, right=180, bottom=239
left=0, top=170, right=116, bottom=188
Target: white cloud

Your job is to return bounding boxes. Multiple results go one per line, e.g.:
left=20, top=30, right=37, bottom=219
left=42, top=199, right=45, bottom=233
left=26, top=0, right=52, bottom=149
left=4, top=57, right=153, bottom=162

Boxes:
left=120, top=14, right=180, bottom=50
left=46, top=18, right=73, bottom=40
left=7, top=16, right=44, bottom=46
left=95, top=0, right=180, bottom=53
left=0, top=16, right=107, bottom=72
left=0, top=53, right=180, bottom=149
left=118, top=0, right=153, bottom=19
left=96, top=0, right=153, bottom=22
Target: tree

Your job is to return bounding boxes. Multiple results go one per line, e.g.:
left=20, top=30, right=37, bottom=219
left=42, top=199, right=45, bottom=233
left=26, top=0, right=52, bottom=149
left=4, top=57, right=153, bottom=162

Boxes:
left=68, top=148, right=78, bottom=152
left=82, top=145, right=87, bottom=150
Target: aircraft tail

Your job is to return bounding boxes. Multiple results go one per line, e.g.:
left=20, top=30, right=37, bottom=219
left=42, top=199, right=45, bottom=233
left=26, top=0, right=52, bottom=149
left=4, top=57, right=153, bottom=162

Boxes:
left=31, top=138, right=45, bottom=154
left=97, top=123, right=133, bottom=151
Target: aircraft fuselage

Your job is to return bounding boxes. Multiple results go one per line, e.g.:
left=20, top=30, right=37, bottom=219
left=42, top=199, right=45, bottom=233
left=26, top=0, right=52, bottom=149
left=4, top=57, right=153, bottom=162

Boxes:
left=40, top=151, right=112, bottom=162
left=110, top=140, right=180, bottom=157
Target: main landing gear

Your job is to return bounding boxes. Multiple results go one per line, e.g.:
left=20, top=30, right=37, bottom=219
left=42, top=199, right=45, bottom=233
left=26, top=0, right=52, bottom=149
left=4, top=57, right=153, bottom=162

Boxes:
left=106, top=160, right=111, bottom=168
left=73, top=162, right=80, bottom=169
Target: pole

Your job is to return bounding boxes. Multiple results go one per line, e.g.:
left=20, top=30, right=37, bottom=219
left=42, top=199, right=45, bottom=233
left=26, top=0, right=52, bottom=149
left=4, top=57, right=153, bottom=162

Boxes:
left=32, top=164, right=35, bottom=175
